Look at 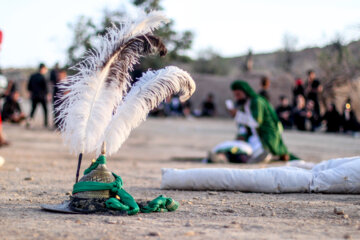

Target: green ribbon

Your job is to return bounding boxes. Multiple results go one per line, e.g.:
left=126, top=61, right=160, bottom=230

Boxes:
left=83, top=155, right=106, bottom=175
left=72, top=155, right=179, bottom=215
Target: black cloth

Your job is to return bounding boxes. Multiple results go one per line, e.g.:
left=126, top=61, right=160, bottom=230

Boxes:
left=201, top=100, right=215, bottom=117
left=30, top=98, right=48, bottom=127
left=341, top=111, right=360, bottom=132
left=307, top=91, right=320, bottom=115
left=28, top=73, right=48, bottom=100
left=293, top=107, right=306, bottom=131
left=292, top=85, right=304, bottom=105
left=259, top=89, right=270, bottom=101
left=293, top=85, right=304, bottom=97
left=322, top=110, right=341, bottom=132
left=50, top=69, right=58, bottom=85
left=2, top=97, right=21, bottom=121
left=276, top=105, right=293, bottom=129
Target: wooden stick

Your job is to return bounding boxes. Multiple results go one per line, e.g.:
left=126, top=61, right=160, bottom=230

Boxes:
left=75, top=153, right=83, bottom=183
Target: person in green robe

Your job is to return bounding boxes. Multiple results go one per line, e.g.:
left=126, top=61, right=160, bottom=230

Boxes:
left=229, top=80, right=298, bottom=161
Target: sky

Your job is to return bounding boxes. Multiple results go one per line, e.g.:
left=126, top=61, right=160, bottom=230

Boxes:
left=0, top=0, right=360, bottom=68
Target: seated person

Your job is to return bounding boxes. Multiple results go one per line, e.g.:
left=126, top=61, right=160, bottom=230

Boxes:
left=201, top=93, right=216, bottom=117
left=322, top=103, right=341, bottom=132
left=341, top=99, right=360, bottom=133
left=209, top=80, right=298, bottom=164
left=169, top=95, right=183, bottom=116
left=276, top=96, right=293, bottom=129
left=1, top=91, right=25, bottom=124
left=293, top=95, right=307, bottom=131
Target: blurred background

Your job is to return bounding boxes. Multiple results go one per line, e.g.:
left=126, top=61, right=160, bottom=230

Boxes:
left=0, top=0, right=360, bottom=132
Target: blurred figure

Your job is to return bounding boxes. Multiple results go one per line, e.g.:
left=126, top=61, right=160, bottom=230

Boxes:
left=307, top=79, right=322, bottom=129
left=292, top=95, right=307, bottom=131
left=201, top=93, right=216, bottom=117
left=305, top=69, right=316, bottom=95
left=27, top=63, right=49, bottom=128
left=305, top=100, right=320, bottom=132
left=258, top=76, right=270, bottom=101
left=341, top=99, right=360, bottom=133
left=50, top=63, right=60, bottom=87
left=53, top=69, right=67, bottom=129
left=182, top=100, right=192, bottom=118
left=2, top=91, right=25, bottom=123
left=276, top=96, right=293, bottom=129
left=322, top=103, right=341, bottom=133
left=169, top=95, right=183, bottom=116
left=292, top=78, right=304, bottom=106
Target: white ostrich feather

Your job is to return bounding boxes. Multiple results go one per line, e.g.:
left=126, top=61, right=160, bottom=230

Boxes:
left=56, top=11, right=169, bottom=154
left=98, top=66, right=196, bottom=156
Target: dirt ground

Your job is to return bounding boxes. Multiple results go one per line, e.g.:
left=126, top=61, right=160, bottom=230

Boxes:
left=1, top=117, right=360, bottom=240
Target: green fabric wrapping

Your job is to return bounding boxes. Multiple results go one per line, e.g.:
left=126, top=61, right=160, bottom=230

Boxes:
left=140, top=195, right=179, bottom=213
left=83, top=155, right=106, bottom=175
left=231, top=80, right=299, bottom=160
left=72, top=155, right=179, bottom=215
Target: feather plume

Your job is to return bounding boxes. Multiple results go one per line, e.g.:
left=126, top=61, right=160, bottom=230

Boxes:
left=56, top=11, right=169, bottom=154
left=98, top=66, right=196, bottom=155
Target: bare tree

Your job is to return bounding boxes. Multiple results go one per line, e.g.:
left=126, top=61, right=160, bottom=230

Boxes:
left=279, top=33, right=298, bottom=72
left=318, top=35, right=360, bottom=106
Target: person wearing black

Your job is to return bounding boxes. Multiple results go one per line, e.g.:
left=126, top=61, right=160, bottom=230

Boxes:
left=341, top=99, right=360, bottom=133
left=305, top=69, right=316, bottom=96
left=306, top=79, right=322, bottom=129
left=2, top=91, right=25, bottom=123
left=322, top=103, right=341, bottom=132
left=50, top=63, right=59, bottom=88
left=27, top=63, right=48, bottom=127
left=292, top=78, right=304, bottom=106
left=258, top=76, right=270, bottom=101
left=292, top=95, right=307, bottom=131
left=201, top=93, right=216, bottom=117
left=276, top=96, right=292, bottom=129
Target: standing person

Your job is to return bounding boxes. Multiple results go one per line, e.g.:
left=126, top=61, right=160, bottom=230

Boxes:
left=276, top=96, right=293, bottom=129
left=201, top=93, right=216, bottom=117
left=307, top=79, right=322, bottom=129
left=258, top=76, right=270, bottom=101
left=292, top=78, right=304, bottom=106
left=305, top=69, right=316, bottom=96
left=27, top=63, right=49, bottom=128
left=50, top=63, right=59, bottom=87
left=322, top=103, right=341, bottom=132
left=229, top=80, right=298, bottom=161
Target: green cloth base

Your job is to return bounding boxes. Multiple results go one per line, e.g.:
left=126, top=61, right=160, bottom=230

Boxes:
left=72, top=155, right=179, bottom=215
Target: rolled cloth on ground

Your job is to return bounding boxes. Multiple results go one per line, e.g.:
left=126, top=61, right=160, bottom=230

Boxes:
left=161, top=157, right=360, bottom=193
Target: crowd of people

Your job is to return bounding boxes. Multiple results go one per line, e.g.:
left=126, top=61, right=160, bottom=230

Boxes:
left=0, top=63, right=68, bottom=148
left=149, top=92, right=217, bottom=118
left=0, top=65, right=359, bottom=149
left=275, top=70, right=360, bottom=134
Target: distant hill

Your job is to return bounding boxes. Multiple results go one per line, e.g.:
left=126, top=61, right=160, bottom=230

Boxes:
left=183, top=40, right=360, bottom=117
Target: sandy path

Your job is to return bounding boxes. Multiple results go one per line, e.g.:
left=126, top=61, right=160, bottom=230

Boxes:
left=0, top=118, right=360, bottom=240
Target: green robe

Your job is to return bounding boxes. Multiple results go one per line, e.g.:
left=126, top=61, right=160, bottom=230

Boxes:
left=231, top=81, right=297, bottom=159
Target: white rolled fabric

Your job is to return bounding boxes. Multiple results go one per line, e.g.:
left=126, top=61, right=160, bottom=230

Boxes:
left=161, top=157, right=360, bottom=193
